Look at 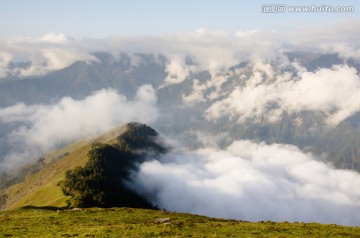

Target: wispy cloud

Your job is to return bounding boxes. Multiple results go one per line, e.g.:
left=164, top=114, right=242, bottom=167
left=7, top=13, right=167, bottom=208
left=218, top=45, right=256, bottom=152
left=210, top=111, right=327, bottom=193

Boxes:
left=1, top=20, right=359, bottom=78
left=0, top=85, right=158, bottom=170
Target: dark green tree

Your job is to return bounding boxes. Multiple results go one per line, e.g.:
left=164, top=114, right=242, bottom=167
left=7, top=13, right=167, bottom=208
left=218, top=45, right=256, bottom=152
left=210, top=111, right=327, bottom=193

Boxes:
left=60, top=123, right=167, bottom=209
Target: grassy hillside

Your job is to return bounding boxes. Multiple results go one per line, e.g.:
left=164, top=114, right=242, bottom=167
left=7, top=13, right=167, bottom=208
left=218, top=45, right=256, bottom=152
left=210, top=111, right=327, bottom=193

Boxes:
left=0, top=126, right=126, bottom=210
left=0, top=207, right=359, bottom=237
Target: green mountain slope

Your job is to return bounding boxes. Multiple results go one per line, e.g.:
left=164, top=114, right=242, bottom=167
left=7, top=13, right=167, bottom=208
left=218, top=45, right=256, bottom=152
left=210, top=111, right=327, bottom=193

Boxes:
left=0, top=125, right=128, bottom=210
left=60, top=122, right=165, bottom=209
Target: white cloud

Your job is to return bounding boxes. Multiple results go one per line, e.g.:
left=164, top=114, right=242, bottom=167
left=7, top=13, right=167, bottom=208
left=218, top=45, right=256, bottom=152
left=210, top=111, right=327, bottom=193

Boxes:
left=162, top=56, right=194, bottom=86
left=205, top=64, right=360, bottom=126
left=132, top=140, right=360, bottom=226
left=18, top=48, right=96, bottom=77
left=0, top=33, right=96, bottom=77
left=182, top=79, right=207, bottom=104
left=282, top=65, right=360, bottom=125
left=0, top=52, right=13, bottom=77
left=286, top=19, right=360, bottom=59
left=38, top=33, right=71, bottom=44
left=0, top=19, right=358, bottom=78
left=0, top=85, right=158, bottom=169
left=235, top=29, right=260, bottom=38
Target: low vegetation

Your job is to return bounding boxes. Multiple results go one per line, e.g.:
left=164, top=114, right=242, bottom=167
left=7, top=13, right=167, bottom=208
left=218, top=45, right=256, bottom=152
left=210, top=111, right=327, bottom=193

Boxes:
left=1, top=207, right=360, bottom=237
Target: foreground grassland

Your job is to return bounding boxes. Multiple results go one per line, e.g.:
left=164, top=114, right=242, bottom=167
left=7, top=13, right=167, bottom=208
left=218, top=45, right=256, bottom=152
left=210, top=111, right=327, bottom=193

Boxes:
left=0, top=207, right=359, bottom=237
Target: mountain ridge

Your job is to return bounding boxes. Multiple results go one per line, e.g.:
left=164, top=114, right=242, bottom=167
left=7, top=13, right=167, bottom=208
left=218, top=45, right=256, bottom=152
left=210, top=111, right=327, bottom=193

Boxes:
left=0, top=122, right=163, bottom=210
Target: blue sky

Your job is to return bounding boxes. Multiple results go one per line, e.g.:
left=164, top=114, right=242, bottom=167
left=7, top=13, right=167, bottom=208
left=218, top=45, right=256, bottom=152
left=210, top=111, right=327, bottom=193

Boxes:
left=0, top=0, right=359, bottom=39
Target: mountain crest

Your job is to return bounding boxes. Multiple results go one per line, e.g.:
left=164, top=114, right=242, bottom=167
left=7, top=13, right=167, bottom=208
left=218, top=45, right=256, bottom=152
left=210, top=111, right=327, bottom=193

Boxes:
left=0, top=122, right=165, bottom=210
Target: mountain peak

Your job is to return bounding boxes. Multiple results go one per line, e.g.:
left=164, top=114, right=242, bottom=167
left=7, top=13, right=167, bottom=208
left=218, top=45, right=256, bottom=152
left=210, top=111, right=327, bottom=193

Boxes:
left=0, top=123, right=165, bottom=210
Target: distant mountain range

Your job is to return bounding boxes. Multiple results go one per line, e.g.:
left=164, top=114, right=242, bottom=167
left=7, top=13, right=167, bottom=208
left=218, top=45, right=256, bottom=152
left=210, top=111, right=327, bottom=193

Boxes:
left=0, top=51, right=360, bottom=172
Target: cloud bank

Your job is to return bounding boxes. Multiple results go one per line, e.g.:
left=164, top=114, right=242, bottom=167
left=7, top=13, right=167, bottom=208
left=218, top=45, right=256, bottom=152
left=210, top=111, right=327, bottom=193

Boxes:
left=0, top=85, right=158, bottom=170
left=0, top=33, right=96, bottom=77
left=132, top=140, right=360, bottom=226
left=1, top=20, right=359, bottom=78
left=204, top=64, right=360, bottom=126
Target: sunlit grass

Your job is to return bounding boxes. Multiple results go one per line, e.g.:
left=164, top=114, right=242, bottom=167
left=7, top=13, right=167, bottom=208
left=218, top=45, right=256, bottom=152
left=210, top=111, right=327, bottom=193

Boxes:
left=0, top=207, right=359, bottom=237
left=1, top=126, right=126, bottom=210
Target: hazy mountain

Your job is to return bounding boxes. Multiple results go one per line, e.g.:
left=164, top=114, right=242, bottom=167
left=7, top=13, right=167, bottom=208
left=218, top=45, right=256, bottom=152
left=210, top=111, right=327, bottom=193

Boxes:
left=0, top=53, right=167, bottom=107
left=0, top=51, right=360, bottom=172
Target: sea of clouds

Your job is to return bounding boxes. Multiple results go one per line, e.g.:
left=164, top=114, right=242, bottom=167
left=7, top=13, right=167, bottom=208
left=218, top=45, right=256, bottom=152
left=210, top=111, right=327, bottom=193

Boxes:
left=131, top=140, right=360, bottom=226
left=0, top=20, right=360, bottom=225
